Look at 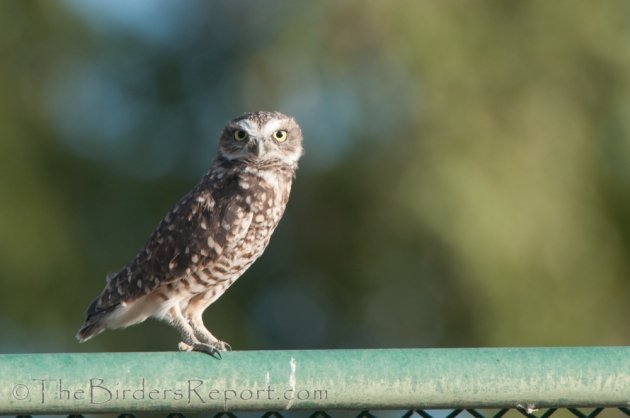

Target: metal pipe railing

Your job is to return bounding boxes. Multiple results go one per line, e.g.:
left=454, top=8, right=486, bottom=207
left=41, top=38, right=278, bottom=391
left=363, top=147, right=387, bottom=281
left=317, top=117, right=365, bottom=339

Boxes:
left=1, top=347, right=629, bottom=414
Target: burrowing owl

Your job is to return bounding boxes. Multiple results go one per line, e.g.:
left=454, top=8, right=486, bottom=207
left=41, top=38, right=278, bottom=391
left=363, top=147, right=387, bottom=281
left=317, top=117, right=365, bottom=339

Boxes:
left=77, top=111, right=303, bottom=356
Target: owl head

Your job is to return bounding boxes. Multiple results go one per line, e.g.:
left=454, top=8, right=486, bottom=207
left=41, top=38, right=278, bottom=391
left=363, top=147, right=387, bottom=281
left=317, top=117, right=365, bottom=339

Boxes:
left=218, top=111, right=304, bottom=167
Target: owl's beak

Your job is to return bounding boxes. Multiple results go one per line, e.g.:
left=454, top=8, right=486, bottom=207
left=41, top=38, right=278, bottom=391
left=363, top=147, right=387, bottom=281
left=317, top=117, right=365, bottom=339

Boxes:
left=249, top=138, right=265, bottom=158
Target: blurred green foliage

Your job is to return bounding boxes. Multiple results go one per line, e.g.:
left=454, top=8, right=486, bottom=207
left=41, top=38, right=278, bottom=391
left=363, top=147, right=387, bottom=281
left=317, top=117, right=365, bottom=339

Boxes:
left=0, top=1, right=629, bottom=353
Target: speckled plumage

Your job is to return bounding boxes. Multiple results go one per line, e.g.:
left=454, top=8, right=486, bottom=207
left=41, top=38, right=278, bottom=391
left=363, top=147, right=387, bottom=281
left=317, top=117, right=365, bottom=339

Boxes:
left=77, top=111, right=303, bottom=356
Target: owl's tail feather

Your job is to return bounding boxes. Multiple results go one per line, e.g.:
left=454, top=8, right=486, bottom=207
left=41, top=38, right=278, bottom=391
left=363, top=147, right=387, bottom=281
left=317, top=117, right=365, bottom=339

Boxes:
left=76, top=321, right=105, bottom=343
left=75, top=299, right=119, bottom=343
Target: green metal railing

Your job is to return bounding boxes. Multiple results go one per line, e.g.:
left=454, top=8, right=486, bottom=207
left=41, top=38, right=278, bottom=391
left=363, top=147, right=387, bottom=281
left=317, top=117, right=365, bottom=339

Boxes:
left=1, top=348, right=628, bottom=417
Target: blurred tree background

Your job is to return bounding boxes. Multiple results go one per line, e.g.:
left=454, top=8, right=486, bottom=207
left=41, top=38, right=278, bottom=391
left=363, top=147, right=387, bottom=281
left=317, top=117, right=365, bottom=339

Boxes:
left=1, top=0, right=629, bottom=353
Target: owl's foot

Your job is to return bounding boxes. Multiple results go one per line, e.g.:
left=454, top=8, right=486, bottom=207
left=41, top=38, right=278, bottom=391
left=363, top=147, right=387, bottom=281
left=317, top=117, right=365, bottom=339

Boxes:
left=216, top=340, right=232, bottom=351
left=178, top=340, right=230, bottom=358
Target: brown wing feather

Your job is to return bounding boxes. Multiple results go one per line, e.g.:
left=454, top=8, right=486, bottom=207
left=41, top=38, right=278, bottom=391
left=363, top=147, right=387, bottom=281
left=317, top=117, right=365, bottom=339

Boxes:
left=88, top=171, right=252, bottom=316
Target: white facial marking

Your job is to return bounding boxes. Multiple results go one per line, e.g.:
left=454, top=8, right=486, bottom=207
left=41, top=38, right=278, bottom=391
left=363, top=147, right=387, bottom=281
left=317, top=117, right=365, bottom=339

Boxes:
left=261, top=118, right=285, bottom=137
left=236, top=119, right=259, bottom=136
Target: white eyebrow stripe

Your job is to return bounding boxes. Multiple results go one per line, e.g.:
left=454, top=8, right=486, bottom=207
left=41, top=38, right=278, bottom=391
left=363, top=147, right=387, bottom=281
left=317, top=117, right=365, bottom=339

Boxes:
left=235, top=119, right=259, bottom=135
left=261, top=119, right=285, bottom=137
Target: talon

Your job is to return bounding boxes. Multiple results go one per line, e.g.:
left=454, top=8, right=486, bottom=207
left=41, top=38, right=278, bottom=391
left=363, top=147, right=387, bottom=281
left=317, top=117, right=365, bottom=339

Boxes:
left=188, top=341, right=229, bottom=358
left=191, top=342, right=223, bottom=358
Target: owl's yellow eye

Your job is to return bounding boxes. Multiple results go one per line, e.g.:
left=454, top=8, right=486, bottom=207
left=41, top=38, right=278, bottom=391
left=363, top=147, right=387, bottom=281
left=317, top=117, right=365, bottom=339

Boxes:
left=234, top=130, right=248, bottom=141
left=273, top=130, right=287, bottom=142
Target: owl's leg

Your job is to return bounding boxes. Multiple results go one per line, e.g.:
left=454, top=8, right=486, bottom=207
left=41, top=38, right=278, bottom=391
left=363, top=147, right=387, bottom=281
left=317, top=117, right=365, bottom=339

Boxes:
left=165, top=305, right=224, bottom=358
left=189, top=313, right=231, bottom=352
left=181, top=291, right=231, bottom=352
